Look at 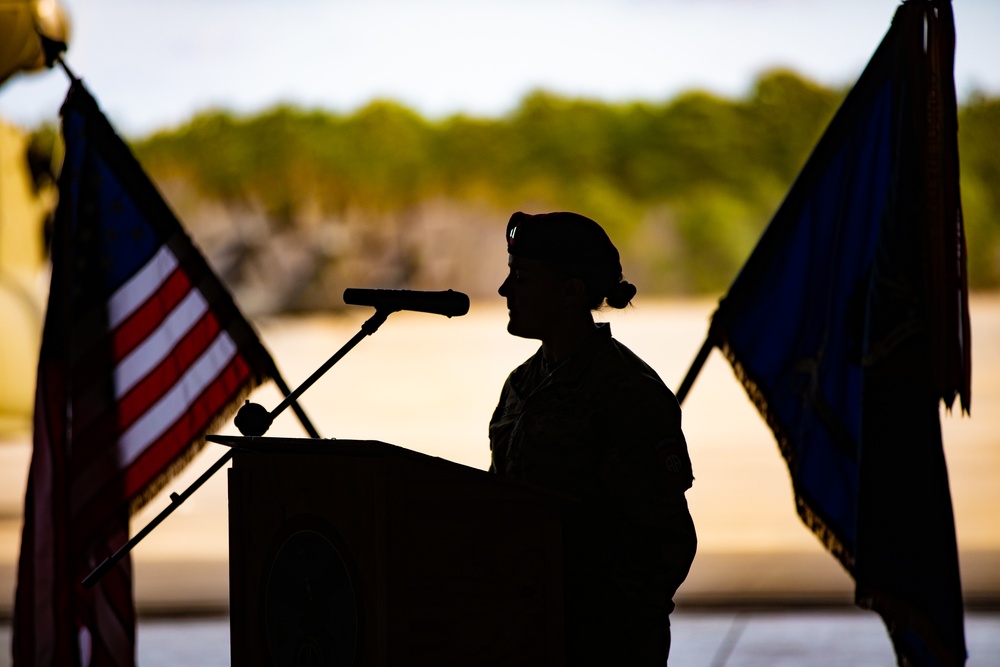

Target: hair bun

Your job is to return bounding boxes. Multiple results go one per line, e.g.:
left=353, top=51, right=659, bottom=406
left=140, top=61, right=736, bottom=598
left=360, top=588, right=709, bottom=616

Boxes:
left=605, top=280, right=636, bottom=309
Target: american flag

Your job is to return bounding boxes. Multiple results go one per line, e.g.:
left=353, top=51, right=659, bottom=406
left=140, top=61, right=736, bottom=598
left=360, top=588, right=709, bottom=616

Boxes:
left=14, top=81, right=277, bottom=666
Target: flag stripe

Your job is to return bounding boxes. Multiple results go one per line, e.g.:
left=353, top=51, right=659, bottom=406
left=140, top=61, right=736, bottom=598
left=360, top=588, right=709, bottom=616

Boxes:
left=20, top=362, right=76, bottom=666
left=116, top=311, right=221, bottom=429
left=69, top=311, right=223, bottom=469
left=69, top=330, right=239, bottom=515
left=114, top=288, right=209, bottom=398
left=108, top=245, right=179, bottom=328
left=109, top=267, right=192, bottom=363
left=70, top=246, right=180, bottom=365
left=71, top=285, right=208, bottom=435
left=91, top=574, right=133, bottom=667
left=118, top=331, right=237, bottom=465
left=71, top=266, right=193, bottom=390
left=122, top=355, right=251, bottom=500
left=69, top=356, right=252, bottom=537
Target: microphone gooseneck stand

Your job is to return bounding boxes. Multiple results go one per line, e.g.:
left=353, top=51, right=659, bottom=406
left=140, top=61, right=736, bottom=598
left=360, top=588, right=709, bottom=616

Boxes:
left=233, top=308, right=390, bottom=437
left=83, top=306, right=396, bottom=589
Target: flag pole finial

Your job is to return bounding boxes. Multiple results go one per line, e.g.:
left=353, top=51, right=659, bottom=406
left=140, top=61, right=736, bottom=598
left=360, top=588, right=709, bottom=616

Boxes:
left=54, top=53, right=78, bottom=84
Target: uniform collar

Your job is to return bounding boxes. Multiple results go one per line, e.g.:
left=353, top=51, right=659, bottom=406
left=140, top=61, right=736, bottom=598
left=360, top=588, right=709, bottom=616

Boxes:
left=514, top=322, right=613, bottom=396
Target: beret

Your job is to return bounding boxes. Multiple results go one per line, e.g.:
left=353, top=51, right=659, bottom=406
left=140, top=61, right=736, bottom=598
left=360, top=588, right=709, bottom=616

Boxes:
left=505, top=211, right=621, bottom=277
left=506, top=211, right=636, bottom=308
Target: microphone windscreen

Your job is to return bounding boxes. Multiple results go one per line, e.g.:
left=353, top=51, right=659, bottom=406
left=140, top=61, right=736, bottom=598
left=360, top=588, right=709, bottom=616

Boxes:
left=342, top=288, right=470, bottom=317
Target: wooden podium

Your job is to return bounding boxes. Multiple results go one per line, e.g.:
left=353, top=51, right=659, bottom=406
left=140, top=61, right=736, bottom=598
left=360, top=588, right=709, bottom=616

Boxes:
left=214, top=436, right=567, bottom=666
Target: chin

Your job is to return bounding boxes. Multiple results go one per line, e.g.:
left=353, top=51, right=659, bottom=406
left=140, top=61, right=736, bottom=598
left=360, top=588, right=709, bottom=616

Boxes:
left=506, top=321, right=537, bottom=340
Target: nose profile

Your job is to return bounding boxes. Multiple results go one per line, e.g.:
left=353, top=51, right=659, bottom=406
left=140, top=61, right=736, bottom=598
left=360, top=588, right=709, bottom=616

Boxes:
left=499, top=275, right=511, bottom=297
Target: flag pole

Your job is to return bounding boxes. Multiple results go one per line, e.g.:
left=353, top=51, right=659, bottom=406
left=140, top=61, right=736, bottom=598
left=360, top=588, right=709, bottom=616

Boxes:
left=55, top=54, right=78, bottom=83
left=270, top=368, right=321, bottom=438
left=676, top=335, right=716, bottom=406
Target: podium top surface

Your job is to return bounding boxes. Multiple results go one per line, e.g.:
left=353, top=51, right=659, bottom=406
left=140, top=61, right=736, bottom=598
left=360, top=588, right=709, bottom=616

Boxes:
left=208, top=433, right=502, bottom=476
left=207, top=434, right=574, bottom=502
left=208, top=434, right=442, bottom=461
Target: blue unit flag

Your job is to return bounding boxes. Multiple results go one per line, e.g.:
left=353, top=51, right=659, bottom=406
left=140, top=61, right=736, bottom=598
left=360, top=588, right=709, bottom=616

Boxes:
left=705, top=1, right=970, bottom=664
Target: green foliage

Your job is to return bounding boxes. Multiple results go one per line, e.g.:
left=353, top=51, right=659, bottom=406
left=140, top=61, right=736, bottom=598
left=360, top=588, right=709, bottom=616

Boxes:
left=958, top=94, right=1000, bottom=288
left=674, top=187, right=766, bottom=293
left=128, top=69, right=1000, bottom=294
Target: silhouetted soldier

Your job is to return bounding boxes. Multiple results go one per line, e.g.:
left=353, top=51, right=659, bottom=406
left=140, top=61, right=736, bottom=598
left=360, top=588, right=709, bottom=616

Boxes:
left=490, top=211, right=697, bottom=664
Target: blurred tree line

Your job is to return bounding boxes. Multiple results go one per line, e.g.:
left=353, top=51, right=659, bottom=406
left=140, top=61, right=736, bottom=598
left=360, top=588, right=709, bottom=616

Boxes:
left=102, top=69, right=1000, bottom=309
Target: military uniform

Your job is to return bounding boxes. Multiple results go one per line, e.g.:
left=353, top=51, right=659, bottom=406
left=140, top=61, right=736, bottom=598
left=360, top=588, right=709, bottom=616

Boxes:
left=490, top=323, right=697, bottom=664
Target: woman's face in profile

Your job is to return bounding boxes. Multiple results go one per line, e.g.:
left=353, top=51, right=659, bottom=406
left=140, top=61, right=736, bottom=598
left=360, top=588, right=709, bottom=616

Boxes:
left=498, top=255, right=570, bottom=341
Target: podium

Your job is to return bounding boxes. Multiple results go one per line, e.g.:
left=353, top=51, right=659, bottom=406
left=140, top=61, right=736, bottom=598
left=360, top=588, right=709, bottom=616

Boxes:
left=216, top=436, right=567, bottom=666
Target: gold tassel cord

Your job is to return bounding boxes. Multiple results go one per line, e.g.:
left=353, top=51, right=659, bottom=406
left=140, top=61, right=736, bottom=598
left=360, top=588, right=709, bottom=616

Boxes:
left=127, top=376, right=264, bottom=517
left=718, top=336, right=856, bottom=574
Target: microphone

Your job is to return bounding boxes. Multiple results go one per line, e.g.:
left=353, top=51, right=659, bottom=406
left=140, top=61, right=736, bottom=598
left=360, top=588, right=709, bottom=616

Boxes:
left=343, top=288, right=470, bottom=317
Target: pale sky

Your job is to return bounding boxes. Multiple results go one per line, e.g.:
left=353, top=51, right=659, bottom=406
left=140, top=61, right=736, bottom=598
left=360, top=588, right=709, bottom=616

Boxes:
left=1, top=0, right=998, bottom=137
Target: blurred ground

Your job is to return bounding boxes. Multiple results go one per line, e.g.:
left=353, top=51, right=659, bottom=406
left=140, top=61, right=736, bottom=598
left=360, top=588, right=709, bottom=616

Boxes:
left=2, top=611, right=1000, bottom=666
